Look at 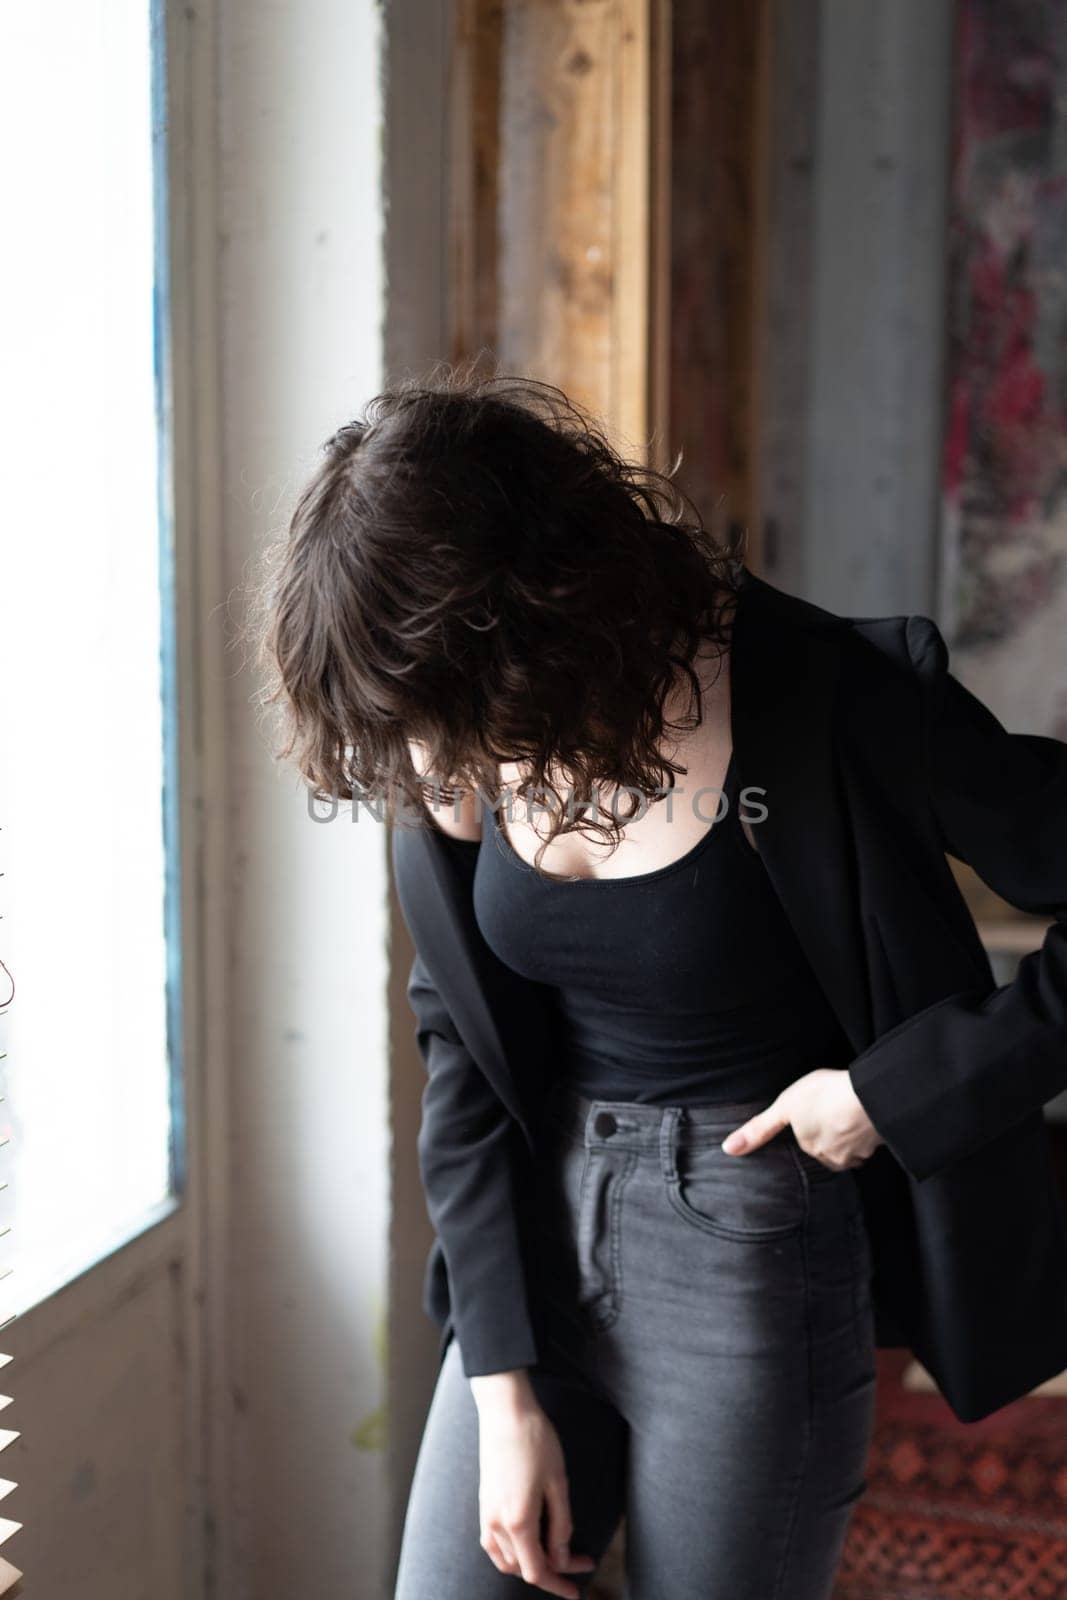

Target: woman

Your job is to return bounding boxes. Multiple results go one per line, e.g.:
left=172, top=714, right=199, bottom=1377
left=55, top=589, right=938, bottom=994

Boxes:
left=258, top=369, right=1067, bottom=1599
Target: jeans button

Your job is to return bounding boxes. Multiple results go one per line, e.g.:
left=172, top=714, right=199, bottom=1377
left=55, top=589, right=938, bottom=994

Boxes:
left=593, top=1110, right=617, bottom=1138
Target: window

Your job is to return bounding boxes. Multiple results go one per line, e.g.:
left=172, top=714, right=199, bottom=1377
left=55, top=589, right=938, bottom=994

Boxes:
left=0, top=0, right=181, bottom=1314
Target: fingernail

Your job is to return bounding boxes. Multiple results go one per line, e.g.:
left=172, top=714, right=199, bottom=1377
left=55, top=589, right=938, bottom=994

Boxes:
left=722, top=1132, right=746, bottom=1153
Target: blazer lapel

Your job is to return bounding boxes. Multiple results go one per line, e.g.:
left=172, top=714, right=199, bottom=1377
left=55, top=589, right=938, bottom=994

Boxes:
left=397, top=819, right=549, bottom=1136
left=731, top=567, right=875, bottom=1054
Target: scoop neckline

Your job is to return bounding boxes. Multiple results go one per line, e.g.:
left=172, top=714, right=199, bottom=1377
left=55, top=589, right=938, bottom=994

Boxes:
left=488, top=749, right=737, bottom=886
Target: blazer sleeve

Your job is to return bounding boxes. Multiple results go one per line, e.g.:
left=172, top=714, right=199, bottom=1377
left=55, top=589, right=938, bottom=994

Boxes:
left=847, top=613, right=1067, bottom=1182
left=405, top=944, right=542, bottom=1378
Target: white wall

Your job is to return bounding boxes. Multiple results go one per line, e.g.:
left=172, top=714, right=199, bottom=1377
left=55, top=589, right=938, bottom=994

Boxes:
left=761, top=0, right=955, bottom=615
left=216, top=3, right=391, bottom=1595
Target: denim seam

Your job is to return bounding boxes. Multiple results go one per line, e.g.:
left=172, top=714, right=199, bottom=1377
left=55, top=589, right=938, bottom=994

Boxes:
left=575, top=1141, right=594, bottom=1247
left=784, top=1137, right=814, bottom=1225
left=571, top=1140, right=595, bottom=1331
left=576, top=1126, right=637, bottom=1333
left=773, top=1200, right=815, bottom=1600
left=664, top=1131, right=809, bottom=1243
left=663, top=1180, right=807, bottom=1244
left=592, top=1148, right=637, bottom=1332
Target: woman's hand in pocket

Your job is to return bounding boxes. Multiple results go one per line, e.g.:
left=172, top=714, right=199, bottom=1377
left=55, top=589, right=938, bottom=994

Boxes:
left=471, top=1369, right=596, bottom=1597
left=721, top=1066, right=884, bottom=1170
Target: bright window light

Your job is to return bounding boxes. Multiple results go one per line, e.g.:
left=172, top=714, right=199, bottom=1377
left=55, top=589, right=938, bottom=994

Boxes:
left=0, top=1, right=179, bottom=1315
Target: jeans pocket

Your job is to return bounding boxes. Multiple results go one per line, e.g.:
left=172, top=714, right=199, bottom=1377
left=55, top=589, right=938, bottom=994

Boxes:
left=666, top=1136, right=809, bottom=1242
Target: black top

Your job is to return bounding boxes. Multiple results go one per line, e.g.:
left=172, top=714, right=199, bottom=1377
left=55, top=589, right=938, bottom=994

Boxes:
left=394, top=564, right=1067, bottom=1421
left=472, top=751, right=853, bottom=1104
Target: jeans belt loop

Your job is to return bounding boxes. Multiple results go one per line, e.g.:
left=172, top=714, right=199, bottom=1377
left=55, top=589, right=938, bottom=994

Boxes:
left=660, top=1105, right=682, bottom=1184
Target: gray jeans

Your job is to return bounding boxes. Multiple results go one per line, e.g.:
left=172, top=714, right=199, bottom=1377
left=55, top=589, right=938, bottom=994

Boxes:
left=394, top=1082, right=877, bottom=1599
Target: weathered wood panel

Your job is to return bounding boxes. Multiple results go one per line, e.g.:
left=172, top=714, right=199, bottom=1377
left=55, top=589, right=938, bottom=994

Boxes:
left=669, top=0, right=771, bottom=559
left=450, top=0, right=660, bottom=458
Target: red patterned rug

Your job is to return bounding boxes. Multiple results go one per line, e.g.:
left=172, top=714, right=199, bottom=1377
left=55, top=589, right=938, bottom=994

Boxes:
left=833, top=1351, right=1067, bottom=1599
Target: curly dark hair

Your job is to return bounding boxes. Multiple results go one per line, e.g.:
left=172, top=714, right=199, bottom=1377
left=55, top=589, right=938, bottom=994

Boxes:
left=251, top=363, right=746, bottom=871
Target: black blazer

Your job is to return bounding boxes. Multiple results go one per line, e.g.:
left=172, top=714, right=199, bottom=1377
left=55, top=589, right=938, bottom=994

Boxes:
left=390, top=563, right=1067, bottom=1423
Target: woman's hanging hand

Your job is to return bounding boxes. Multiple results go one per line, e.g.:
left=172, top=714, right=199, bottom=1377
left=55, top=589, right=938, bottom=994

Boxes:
left=470, top=1370, right=596, bottom=1597
left=720, top=1066, right=885, bottom=1171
